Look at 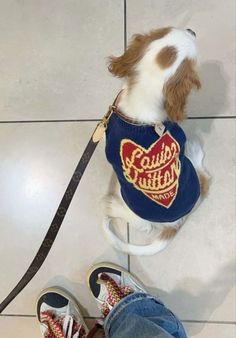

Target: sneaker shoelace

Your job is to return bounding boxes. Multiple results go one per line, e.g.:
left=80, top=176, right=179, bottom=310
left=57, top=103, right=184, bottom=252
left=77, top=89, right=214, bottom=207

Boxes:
left=41, top=307, right=86, bottom=338
left=97, top=273, right=133, bottom=317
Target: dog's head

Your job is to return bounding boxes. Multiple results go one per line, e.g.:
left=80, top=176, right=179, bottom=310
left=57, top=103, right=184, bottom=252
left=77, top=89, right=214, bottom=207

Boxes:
left=108, top=27, right=201, bottom=121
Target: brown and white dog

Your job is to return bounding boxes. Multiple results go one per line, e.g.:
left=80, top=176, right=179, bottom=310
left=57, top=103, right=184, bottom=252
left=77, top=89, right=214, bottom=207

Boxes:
left=102, top=27, right=209, bottom=256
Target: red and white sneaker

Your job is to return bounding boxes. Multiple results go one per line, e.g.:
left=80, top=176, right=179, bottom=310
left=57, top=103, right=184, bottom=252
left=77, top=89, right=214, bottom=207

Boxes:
left=37, top=287, right=89, bottom=338
left=87, top=262, right=147, bottom=318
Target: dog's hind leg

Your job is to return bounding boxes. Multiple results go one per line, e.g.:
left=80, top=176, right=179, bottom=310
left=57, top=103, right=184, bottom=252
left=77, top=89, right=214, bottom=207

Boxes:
left=185, top=139, right=210, bottom=197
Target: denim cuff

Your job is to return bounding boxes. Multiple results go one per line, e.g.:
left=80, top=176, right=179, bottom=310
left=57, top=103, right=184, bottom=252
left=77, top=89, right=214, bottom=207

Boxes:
left=104, top=292, right=161, bottom=335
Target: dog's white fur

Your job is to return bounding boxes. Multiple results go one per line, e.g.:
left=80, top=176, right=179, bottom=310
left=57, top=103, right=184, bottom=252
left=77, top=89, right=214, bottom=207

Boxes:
left=102, top=28, right=208, bottom=255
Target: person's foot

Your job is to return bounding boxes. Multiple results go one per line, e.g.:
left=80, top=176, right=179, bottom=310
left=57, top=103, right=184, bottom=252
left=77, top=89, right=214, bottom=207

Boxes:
left=87, top=262, right=146, bottom=318
left=37, top=287, right=89, bottom=338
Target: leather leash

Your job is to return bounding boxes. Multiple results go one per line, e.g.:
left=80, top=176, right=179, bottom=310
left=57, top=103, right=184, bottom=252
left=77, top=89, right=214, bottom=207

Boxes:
left=0, top=98, right=118, bottom=313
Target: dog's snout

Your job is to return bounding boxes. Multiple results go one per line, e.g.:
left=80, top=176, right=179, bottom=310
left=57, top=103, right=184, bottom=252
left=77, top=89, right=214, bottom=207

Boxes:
left=186, top=28, right=196, bottom=37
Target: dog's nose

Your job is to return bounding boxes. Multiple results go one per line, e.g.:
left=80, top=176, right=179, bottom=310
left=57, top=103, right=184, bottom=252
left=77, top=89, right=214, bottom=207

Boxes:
left=186, top=28, right=196, bottom=37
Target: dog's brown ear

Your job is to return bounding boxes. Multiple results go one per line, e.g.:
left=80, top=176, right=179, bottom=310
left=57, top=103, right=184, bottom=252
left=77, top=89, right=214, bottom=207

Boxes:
left=108, top=27, right=171, bottom=78
left=163, top=59, right=201, bottom=122
left=108, top=34, right=146, bottom=78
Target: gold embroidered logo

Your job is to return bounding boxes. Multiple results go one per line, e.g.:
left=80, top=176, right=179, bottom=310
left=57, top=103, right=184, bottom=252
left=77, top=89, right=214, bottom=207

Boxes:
left=120, top=132, right=181, bottom=208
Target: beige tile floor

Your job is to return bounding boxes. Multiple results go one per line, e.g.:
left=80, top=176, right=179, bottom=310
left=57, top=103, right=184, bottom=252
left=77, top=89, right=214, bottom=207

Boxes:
left=0, top=1, right=235, bottom=337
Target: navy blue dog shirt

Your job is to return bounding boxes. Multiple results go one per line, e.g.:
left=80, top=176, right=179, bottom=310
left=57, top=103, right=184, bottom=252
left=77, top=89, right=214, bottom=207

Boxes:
left=105, top=113, right=200, bottom=223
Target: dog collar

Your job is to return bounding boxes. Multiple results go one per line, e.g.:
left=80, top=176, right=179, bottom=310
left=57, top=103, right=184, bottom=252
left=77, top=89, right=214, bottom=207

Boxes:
left=113, top=108, right=152, bottom=126
left=111, top=91, right=166, bottom=137
left=113, top=106, right=165, bottom=137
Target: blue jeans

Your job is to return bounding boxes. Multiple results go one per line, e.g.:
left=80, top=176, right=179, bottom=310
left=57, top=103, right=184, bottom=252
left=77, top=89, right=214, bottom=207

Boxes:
left=104, top=292, right=187, bottom=338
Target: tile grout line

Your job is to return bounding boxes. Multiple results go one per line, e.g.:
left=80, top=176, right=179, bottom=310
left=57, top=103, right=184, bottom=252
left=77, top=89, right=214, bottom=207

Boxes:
left=127, top=222, right=130, bottom=272
left=188, top=116, right=236, bottom=119
left=124, top=0, right=127, bottom=50
left=0, top=119, right=100, bottom=124
left=0, top=314, right=36, bottom=318
left=124, top=0, right=131, bottom=273
left=0, top=314, right=235, bottom=325
left=181, top=320, right=236, bottom=325
left=0, top=116, right=235, bottom=124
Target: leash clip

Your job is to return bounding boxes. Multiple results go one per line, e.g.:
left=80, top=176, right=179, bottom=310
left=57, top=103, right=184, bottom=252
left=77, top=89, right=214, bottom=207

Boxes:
left=92, top=105, right=115, bottom=143
left=103, top=105, right=116, bottom=127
